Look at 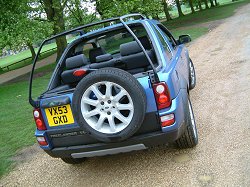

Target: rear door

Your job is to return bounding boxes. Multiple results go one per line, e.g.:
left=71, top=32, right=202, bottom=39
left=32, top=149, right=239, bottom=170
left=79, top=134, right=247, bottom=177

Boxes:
left=155, top=24, right=189, bottom=88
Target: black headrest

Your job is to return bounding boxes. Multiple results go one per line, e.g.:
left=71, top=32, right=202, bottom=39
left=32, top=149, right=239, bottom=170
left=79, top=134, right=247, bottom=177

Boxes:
left=89, top=47, right=106, bottom=63
left=96, top=54, right=113, bottom=63
left=139, top=36, right=151, bottom=50
left=120, top=41, right=142, bottom=56
left=65, top=54, right=88, bottom=69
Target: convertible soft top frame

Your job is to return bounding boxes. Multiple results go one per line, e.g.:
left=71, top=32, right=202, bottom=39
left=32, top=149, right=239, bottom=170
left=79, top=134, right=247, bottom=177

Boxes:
left=29, top=13, right=160, bottom=107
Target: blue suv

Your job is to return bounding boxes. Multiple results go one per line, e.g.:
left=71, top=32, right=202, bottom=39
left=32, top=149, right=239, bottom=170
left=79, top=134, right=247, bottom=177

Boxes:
left=29, top=14, right=198, bottom=164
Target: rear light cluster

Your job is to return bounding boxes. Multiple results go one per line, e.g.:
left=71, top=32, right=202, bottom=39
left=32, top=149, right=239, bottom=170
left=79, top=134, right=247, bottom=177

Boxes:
left=33, top=109, right=47, bottom=130
left=153, top=82, right=171, bottom=109
left=153, top=82, right=175, bottom=127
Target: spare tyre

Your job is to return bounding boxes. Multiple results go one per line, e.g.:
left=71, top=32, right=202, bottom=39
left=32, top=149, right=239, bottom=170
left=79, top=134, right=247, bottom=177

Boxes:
left=72, top=68, right=147, bottom=142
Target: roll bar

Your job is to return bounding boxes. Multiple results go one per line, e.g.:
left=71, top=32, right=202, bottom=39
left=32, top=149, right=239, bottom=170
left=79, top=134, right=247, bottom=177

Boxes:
left=29, top=13, right=159, bottom=107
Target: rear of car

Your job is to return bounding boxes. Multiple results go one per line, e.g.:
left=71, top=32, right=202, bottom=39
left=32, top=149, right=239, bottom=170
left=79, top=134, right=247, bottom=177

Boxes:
left=29, top=14, right=198, bottom=163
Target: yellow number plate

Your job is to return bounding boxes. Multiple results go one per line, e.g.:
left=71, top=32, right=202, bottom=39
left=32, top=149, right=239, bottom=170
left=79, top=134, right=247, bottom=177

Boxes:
left=45, top=104, right=74, bottom=127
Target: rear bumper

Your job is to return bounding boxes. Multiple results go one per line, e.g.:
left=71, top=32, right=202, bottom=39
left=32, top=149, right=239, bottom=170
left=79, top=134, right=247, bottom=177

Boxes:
left=45, top=125, right=185, bottom=158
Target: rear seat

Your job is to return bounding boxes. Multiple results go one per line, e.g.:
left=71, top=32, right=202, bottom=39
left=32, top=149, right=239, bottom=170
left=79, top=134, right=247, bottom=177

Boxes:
left=89, top=47, right=106, bottom=63
left=119, top=41, right=156, bottom=74
left=61, top=39, right=156, bottom=85
left=86, top=54, right=116, bottom=69
left=61, top=54, right=89, bottom=84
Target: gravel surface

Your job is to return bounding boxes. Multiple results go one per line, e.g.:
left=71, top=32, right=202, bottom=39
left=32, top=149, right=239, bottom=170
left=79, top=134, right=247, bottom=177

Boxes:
left=1, top=4, right=250, bottom=187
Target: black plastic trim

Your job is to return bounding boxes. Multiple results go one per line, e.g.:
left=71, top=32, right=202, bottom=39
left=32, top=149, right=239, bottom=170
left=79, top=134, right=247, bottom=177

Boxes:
left=44, top=125, right=185, bottom=158
left=40, top=96, right=71, bottom=108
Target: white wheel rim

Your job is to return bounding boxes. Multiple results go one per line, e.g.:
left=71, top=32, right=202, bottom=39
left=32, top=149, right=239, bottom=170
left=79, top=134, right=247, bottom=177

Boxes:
left=80, top=81, right=134, bottom=134
left=189, top=62, right=195, bottom=85
left=188, top=99, right=197, bottom=139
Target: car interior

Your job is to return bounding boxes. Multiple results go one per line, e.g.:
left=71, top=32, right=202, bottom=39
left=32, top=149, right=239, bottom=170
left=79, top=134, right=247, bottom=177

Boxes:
left=44, top=25, right=159, bottom=95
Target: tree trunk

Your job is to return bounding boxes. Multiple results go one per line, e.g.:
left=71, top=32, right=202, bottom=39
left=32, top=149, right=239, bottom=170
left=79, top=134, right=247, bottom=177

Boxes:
left=27, top=42, right=36, bottom=60
left=203, top=0, right=209, bottom=9
left=162, top=0, right=172, bottom=21
left=42, top=0, right=67, bottom=61
left=188, top=0, right=195, bottom=13
left=198, top=0, right=203, bottom=11
left=214, top=0, right=218, bottom=6
left=175, top=0, right=184, bottom=17
left=96, top=0, right=105, bottom=19
left=209, top=0, right=215, bottom=7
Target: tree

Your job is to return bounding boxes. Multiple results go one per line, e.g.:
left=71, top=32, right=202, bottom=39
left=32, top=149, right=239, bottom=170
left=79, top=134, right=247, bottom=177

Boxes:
left=203, top=0, right=209, bottom=9
left=175, top=0, right=185, bottom=17
left=209, top=0, right=215, bottom=7
left=162, top=0, right=172, bottom=21
left=39, top=0, right=68, bottom=60
left=95, top=0, right=162, bottom=18
left=188, top=0, right=195, bottom=13
left=0, top=0, right=52, bottom=59
left=65, top=0, right=97, bottom=28
left=197, top=0, right=203, bottom=11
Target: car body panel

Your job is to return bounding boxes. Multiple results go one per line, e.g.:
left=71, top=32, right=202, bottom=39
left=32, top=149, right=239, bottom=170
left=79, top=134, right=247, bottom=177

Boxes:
left=31, top=15, right=193, bottom=158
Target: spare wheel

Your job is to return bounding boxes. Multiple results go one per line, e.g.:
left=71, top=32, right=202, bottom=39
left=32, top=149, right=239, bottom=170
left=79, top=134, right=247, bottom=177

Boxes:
left=72, top=68, right=147, bottom=142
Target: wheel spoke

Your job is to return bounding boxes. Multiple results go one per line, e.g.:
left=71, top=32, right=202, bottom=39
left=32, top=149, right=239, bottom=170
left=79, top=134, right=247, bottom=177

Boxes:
left=91, top=85, right=104, bottom=99
left=105, top=82, right=112, bottom=98
left=83, top=109, right=99, bottom=118
left=96, top=114, right=106, bottom=130
left=116, top=103, right=133, bottom=111
left=113, top=89, right=126, bottom=102
left=107, top=115, right=116, bottom=132
left=114, top=112, right=129, bottom=125
left=82, top=97, right=99, bottom=106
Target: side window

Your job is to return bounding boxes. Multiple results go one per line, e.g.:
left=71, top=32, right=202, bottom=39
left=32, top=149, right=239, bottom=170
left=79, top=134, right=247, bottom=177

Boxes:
left=157, top=24, right=177, bottom=48
left=154, top=26, right=173, bottom=59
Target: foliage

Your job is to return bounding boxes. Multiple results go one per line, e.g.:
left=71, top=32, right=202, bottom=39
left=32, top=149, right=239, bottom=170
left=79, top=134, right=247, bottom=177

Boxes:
left=65, top=0, right=98, bottom=28
left=95, top=0, right=163, bottom=18
left=0, top=0, right=53, bottom=56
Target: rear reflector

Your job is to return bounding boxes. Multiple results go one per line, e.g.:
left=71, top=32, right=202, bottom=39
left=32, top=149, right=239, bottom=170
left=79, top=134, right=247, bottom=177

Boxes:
left=73, top=69, right=87, bottom=77
left=160, top=114, right=175, bottom=127
left=37, top=136, right=48, bottom=146
left=33, top=109, right=46, bottom=130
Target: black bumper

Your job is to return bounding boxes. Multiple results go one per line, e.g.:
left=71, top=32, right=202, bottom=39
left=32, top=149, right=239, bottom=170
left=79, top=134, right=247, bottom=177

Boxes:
left=45, top=125, right=185, bottom=158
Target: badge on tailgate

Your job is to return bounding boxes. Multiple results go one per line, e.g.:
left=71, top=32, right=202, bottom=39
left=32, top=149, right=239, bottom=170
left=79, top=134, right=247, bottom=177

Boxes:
left=45, top=104, right=74, bottom=126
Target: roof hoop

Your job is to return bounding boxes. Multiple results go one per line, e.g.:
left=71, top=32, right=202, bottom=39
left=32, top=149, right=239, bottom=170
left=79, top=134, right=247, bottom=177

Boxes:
left=119, top=14, right=160, bottom=83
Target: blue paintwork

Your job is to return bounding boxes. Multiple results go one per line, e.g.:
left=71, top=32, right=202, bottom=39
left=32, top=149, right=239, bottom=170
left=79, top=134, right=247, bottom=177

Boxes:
left=35, top=18, right=191, bottom=150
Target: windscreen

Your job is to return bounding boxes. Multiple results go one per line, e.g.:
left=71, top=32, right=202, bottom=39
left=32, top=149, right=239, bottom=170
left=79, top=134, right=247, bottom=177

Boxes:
left=97, top=26, right=147, bottom=54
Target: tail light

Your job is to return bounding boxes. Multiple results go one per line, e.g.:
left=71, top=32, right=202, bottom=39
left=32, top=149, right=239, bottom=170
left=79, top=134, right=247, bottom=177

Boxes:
left=37, top=136, right=48, bottom=146
left=153, top=82, right=171, bottom=109
left=33, top=109, right=46, bottom=130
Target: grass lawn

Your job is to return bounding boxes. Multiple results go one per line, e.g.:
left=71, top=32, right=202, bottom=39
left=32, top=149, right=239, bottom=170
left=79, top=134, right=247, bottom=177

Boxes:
left=0, top=0, right=249, bottom=179
left=162, top=0, right=250, bottom=42
left=0, top=68, right=54, bottom=178
left=0, top=43, right=57, bottom=68
left=163, top=0, right=250, bottom=30
left=0, top=37, right=78, bottom=73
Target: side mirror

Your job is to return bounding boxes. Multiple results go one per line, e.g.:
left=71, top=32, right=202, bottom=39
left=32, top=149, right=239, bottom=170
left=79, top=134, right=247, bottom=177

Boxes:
left=178, top=35, right=191, bottom=44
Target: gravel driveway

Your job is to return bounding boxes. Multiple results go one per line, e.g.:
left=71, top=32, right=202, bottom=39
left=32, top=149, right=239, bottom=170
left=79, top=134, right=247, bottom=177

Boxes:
left=1, top=4, right=250, bottom=187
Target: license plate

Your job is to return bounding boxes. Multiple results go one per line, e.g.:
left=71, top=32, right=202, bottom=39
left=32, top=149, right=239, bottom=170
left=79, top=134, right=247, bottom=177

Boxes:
left=45, top=104, right=74, bottom=127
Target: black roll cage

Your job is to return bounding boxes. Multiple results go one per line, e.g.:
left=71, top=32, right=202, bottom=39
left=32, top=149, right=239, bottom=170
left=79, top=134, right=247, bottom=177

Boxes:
left=29, top=13, right=160, bottom=107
